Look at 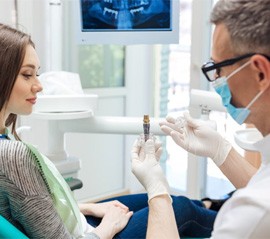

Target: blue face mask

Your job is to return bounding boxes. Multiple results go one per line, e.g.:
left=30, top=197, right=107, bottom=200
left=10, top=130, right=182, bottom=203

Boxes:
left=213, top=61, right=264, bottom=125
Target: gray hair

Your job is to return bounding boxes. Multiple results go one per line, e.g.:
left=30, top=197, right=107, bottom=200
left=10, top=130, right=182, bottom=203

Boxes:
left=211, top=0, right=270, bottom=56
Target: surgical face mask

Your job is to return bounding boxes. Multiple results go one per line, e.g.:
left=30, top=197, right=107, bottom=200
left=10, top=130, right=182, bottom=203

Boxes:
left=213, top=61, right=264, bottom=125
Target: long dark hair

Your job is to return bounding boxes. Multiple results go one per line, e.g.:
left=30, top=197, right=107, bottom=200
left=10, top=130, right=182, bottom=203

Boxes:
left=0, top=23, right=35, bottom=140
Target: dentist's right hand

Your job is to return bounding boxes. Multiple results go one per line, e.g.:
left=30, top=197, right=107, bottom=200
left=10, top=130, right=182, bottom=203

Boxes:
left=159, top=112, right=232, bottom=167
left=131, top=138, right=171, bottom=202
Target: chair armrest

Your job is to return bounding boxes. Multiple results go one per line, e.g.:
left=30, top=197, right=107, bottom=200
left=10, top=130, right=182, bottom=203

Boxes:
left=0, top=215, right=29, bottom=239
left=65, top=177, right=83, bottom=191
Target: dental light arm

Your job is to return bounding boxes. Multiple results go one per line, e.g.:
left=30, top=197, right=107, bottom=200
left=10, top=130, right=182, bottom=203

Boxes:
left=30, top=89, right=223, bottom=163
left=59, top=116, right=164, bottom=135
left=28, top=114, right=164, bottom=163
left=189, top=89, right=262, bottom=150
left=189, top=89, right=226, bottom=115
left=57, top=90, right=224, bottom=136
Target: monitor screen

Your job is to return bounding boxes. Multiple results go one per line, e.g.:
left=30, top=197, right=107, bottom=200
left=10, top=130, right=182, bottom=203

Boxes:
left=75, top=0, right=179, bottom=44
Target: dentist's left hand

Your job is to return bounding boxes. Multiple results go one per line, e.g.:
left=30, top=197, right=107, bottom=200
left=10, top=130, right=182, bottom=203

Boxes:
left=131, top=138, right=171, bottom=202
left=159, top=112, right=232, bottom=167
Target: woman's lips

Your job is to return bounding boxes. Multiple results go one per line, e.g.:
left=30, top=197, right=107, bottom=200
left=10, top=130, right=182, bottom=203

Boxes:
left=26, top=97, right=37, bottom=104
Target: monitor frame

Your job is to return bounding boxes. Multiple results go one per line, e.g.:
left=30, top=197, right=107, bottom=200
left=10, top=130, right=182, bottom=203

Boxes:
left=74, top=0, right=180, bottom=45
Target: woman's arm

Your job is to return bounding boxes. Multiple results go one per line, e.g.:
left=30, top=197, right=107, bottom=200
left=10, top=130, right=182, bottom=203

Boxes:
left=1, top=141, right=72, bottom=238
left=79, top=200, right=129, bottom=218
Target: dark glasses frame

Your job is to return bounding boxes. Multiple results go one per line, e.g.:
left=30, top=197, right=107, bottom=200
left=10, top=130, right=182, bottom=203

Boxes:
left=201, top=53, right=270, bottom=82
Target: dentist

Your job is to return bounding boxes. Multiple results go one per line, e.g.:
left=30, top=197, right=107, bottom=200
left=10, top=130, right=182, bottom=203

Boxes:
left=132, top=0, right=270, bottom=238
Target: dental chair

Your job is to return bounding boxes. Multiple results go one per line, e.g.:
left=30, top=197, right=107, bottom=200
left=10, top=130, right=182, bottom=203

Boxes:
left=0, top=215, right=29, bottom=239
left=0, top=218, right=207, bottom=239
left=0, top=215, right=208, bottom=239
left=0, top=217, right=207, bottom=239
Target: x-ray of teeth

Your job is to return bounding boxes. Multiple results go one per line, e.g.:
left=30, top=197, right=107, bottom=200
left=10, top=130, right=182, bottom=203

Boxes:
left=81, top=0, right=171, bottom=30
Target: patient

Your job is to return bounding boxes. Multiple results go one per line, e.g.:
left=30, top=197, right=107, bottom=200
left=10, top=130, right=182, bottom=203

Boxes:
left=0, top=23, right=220, bottom=239
left=0, top=23, right=134, bottom=239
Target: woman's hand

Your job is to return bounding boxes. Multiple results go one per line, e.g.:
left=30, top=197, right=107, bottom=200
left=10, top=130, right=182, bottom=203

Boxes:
left=79, top=200, right=129, bottom=218
left=91, top=204, right=133, bottom=239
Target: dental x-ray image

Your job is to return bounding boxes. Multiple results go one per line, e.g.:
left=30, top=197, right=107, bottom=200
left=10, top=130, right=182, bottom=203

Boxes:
left=81, top=0, right=171, bottom=31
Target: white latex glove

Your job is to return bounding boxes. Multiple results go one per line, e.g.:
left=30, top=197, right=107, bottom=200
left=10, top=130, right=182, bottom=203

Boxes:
left=159, top=112, right=232, bottom=166
left=131, top=138, right=171, bottom=202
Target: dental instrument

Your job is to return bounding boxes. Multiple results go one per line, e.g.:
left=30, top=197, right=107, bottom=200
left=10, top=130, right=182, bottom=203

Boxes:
left=143, top=115, right=150, bottom=141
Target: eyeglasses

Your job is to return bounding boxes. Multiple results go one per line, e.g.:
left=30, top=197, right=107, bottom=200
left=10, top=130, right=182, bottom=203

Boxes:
left=201, top=53, right=270, bottom=82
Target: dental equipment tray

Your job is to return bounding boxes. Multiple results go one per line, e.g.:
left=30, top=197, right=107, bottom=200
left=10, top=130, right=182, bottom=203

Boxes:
left=234, top=128, right=263, bottom=151
left=34, top=94, right=98, bottom=113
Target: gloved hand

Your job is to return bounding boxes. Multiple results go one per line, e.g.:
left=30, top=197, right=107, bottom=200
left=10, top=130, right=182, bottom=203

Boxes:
left=159, top=112, right=232, bottom=166
left=131, top=138, right=171, bottom=202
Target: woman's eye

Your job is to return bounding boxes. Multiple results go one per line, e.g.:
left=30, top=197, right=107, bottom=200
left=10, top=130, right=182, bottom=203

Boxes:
left=22, top=74, right=32, bottom=79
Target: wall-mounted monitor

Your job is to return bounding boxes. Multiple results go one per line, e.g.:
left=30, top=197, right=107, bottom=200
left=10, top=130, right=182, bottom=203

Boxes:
left=75, top=0, right=179, bottom=45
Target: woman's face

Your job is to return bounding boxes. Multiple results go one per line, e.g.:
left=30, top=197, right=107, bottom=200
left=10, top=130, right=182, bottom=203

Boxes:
left=6, top=44, right=43, bottom=116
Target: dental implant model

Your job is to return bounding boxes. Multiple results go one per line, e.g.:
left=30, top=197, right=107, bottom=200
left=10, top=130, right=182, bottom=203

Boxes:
left=175, top=116, right=186, bottom=129
left=143, top=115, right=150, bottom=141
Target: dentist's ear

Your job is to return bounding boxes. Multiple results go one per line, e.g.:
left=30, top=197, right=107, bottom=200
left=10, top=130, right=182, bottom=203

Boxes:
left=251, top=54, right=270, bottom=90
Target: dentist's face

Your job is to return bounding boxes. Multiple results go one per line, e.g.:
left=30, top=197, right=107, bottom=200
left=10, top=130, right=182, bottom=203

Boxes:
left=211, top=23, right=257, bottom=118
left=7, top=45, right=42, bottom=116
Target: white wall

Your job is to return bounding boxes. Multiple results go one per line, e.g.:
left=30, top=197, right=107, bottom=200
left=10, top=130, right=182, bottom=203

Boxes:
left=125, top=45, right=156, bottom=194
left=0, top=0, right=15, bottom=25
left=16, top=0, right=51, bottom=73
left=186, top=0, right=213, bottom=199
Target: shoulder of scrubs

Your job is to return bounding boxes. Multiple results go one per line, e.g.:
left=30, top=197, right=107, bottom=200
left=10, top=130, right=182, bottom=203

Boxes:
left=212, top=164, right=270, bottom=239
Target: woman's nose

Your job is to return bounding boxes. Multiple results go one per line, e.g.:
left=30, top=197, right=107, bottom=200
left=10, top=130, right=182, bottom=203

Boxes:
left=32, top=80, right=43, bottom=93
